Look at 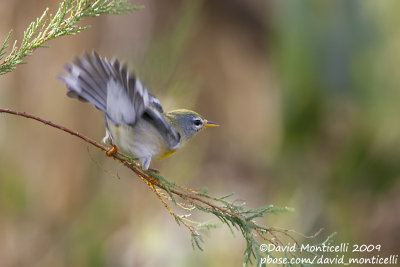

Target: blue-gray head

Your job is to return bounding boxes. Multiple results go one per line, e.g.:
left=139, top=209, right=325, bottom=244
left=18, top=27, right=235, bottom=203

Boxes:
left=165, top=109, right=219, bottom=141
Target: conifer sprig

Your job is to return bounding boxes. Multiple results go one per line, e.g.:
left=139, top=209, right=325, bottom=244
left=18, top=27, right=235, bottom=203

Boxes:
left=0, top=0, right=139, bottom=75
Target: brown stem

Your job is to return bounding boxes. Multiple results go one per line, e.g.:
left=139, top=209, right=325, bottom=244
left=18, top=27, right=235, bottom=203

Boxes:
left=1, top=107, right=301, bottom=262
left=0, top=108, right=106, bottom=151
left=0, top=108, right=197, bottom=232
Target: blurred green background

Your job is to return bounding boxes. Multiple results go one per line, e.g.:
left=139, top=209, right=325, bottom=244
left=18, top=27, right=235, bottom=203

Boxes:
left=0, top=0, right=399, bottom=266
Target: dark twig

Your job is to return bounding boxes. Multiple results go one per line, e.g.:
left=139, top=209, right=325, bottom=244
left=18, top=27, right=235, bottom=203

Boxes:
left=0, top=107, right=324, bottom=266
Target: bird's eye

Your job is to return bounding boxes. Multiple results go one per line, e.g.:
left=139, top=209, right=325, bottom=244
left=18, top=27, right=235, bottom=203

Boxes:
left=194, top=119, right=202, bottom=127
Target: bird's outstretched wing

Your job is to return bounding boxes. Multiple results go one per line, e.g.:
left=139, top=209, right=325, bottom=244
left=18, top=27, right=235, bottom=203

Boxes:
left=58, top=51, right=180, bottom=148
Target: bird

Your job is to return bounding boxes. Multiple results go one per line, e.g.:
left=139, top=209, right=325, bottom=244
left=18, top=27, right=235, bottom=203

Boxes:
left=58, top=51, right=218, bottom=170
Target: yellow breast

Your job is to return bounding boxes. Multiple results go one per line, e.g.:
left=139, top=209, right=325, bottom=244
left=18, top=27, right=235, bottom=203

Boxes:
left=159, top=149, right=177, bottom=159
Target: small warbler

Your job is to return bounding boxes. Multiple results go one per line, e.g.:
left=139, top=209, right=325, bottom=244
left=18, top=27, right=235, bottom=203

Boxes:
left=59, top=51, right=218, bottom=170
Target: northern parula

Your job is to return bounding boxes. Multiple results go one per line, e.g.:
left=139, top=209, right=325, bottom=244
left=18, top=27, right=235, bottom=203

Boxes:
left=59, top=51, right=218, bottom=170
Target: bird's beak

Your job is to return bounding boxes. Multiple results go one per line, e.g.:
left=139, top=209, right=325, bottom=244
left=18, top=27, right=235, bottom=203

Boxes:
left=204, top=120, right=220, bottom=127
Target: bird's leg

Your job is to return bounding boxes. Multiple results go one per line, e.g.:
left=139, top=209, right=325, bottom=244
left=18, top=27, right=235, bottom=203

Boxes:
left=140, top=156, right=152, bottom=171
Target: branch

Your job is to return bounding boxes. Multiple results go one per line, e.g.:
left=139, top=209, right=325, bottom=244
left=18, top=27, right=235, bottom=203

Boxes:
left=0, top=108, right=325, bottom=266
left=0, top=0, right=140, bottom=75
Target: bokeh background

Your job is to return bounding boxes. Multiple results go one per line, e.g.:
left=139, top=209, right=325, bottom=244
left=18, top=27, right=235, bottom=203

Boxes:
left=1, top=0, right=399, bottom=266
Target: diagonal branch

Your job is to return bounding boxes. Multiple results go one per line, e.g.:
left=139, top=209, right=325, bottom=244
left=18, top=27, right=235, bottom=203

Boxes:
left=0, top=107, right=323, bottom=266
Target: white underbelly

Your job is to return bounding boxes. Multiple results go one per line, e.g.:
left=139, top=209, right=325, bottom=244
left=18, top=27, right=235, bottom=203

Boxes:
left=106, top=119, right=170, bottom=159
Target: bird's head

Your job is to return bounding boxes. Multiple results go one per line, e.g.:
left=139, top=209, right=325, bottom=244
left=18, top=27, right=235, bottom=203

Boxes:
left=165, top=109, right=219, bottom=141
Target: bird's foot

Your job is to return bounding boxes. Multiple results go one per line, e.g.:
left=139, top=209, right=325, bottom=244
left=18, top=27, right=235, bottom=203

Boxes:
left=106, top=145, right=118, bottom=156
left=148, top=167, right=160, bottom=174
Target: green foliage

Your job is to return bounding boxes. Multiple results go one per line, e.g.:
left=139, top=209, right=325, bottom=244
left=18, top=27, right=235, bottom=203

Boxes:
left=143, top=170, right=308, bottom=267
left=0, top=0, right=139, bottom=75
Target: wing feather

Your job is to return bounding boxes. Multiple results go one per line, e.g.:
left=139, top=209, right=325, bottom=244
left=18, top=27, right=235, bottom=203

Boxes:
left=58, top=51, right=181, bottom=147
